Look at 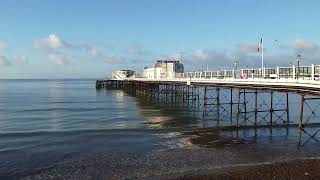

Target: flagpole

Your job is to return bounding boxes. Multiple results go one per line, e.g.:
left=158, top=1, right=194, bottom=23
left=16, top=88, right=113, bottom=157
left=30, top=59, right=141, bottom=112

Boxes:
left=261, top=34, right=264, bottom=69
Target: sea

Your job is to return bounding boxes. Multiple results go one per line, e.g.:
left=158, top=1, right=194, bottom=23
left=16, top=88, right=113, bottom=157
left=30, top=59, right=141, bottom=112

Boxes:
left=0, top=79, right=320, bottom=179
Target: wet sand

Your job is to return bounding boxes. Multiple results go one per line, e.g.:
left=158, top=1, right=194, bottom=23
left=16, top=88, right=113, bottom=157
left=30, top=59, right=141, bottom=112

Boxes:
left=171, top=159, right=320, bottom=180
left=18, top=127, right=320, bottom=180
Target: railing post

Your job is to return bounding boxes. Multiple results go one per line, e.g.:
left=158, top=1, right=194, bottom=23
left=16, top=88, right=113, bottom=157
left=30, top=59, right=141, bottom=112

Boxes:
left=224, top=70, right=226, bottom=79
left=276, top=66, right=280, bottom=79
left=312, top=64, right=315, bottom=80
left=211, top=70, right=213, bottom=79
left=292, top=65, right=296, bottom=79
left=263, top=67, right=266, bottom=78
left=251, top=68, right=254, bottom=79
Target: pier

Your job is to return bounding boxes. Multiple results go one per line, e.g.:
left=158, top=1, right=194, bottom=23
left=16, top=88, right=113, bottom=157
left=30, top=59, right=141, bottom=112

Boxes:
left=96, top=64, right=320, bottom=145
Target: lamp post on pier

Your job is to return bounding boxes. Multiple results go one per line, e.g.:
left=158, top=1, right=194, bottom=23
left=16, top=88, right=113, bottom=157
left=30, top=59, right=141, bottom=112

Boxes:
left=297, top=54, right=301, bottom=79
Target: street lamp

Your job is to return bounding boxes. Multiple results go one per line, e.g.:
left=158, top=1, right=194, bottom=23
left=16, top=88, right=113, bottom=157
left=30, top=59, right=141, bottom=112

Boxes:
left=297, top=54, right=301, bottom=79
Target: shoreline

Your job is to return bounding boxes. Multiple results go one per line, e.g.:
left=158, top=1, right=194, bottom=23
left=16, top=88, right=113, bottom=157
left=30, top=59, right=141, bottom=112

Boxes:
left=162, top=158, right=320, bottom=180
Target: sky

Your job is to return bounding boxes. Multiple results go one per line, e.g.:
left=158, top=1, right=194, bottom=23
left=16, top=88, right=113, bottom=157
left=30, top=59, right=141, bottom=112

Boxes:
left=1, top=0, right=320, bottom=79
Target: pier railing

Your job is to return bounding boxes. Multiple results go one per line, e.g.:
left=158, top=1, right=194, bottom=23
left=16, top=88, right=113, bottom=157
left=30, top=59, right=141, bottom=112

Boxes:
left=174, top=64, right=320, bottom=81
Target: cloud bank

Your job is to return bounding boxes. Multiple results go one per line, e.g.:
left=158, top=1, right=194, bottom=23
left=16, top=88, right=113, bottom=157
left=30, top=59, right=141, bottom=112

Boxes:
left=28, top=35, right=320, bottom=69
left=161, top=38, right=320, bottom=71
left=34, top=34, right=128, bottom=65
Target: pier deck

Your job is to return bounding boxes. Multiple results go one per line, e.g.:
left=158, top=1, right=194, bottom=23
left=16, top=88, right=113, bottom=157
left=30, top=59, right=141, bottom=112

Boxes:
left=97, top=78, right=320, bottom=95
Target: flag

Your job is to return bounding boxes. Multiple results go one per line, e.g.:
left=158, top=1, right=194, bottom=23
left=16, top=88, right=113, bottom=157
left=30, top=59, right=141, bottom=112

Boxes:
left=257, top=37, right=263, bottom=52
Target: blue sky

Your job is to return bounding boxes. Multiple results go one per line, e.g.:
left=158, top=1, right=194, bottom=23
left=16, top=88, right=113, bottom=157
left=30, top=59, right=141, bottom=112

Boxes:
left=1, top=0, right=320, bottom=79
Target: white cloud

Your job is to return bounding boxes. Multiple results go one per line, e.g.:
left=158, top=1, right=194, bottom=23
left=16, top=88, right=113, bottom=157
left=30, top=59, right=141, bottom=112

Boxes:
left=34, top=34, right=75, bottom=65
left=80, top=43, right=114, bottom=54
left=127, top=46, right=146, bottom=55
left=86, top=46, right=126, bottom=64
left=172, top=52, right=182, bottom=61
left=47, top=34, right=68, bottom=48
left=239, top=42, right=259, bottom=53
left=168, top=47, right=287, bottom=70
left=31, top=35, right=320, bottom=69
left=34, top=34, right=71, bottom=50
left=14, top=55, right=28, bottom=64
left=166, top=38, right=320, bottom=70
left=89, top=48, right=99, bottom=56
left=0, top=41, right=6, bottom=53
left=104, top=55, right=126, bottom=64
left=290, top=39, right=319, bottom=53
left=34, top=35, right=127, bottom=65
left=0, top=56, right=11, bottom=66
left=48, top=53, right=69, bottom=65
left=194, top=49, right=209, bottom=60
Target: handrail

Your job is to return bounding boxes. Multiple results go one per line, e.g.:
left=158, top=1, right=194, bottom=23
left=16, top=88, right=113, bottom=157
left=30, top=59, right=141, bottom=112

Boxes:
left=171, top=64, right=319, bottom=81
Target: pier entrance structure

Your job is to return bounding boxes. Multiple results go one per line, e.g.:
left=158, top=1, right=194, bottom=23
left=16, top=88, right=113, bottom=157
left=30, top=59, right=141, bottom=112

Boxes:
left=143, top=60, right=184, bottom=79
left=97, top=64, right=320, bottom=145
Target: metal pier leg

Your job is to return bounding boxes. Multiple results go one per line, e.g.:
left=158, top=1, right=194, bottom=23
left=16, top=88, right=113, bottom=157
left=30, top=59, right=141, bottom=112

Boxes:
left=181, top=86, right=184, bottom=103
left=166, top=84, right=168, bottom=103
left=243, top=90, right=247, bottom=121
left=298, top=95, right=305, bottom=146
left=175, top=85, right=178, bottom=102
left=197, top=87, right=200, bottom=107
left=286, top=93, right=290, bottom=125
left=236, top=90, right=241, bottom=126
left=187, top=85, right=190, bottom=106
left=216, top=88, right=220, bottom=121
left=182, top=85, right=185, bottom=103
left=299, top=95, right=305, bottom=130
left=171, top=84, right=174, bottom=103
left=203, top=86, right=208, bottom=117
left=191, top=86, right=194, bottom=106
left=298, top=128, right=303, bottom=146
left=230, top=89, right=233, bottom=124
left=270, top=92, right=274, bottom=125
left=157, top=84, right=160, bottom=101
left=254, top=91, right=258, bottom=126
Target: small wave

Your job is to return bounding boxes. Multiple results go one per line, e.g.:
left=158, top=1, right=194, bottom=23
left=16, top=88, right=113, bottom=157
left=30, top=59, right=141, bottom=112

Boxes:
left=0, top=127, right=184, bottom=138
left=18, top=107, right=113, bottom=113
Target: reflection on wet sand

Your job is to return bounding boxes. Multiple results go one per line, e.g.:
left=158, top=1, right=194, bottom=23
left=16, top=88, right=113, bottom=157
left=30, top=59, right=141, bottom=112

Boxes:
left=155, top=126, right=319, bottom=150
left=184, top=129, right=255, bottom=148
left=136, top=99, right=203, bottom=128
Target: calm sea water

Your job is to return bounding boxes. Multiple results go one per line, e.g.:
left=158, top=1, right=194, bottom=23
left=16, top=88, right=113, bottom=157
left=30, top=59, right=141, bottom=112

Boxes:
left=0, top=79, right=320, bottom=179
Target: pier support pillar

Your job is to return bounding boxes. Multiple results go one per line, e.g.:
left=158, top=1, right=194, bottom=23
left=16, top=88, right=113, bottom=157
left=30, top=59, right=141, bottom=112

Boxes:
left=297, top=95, right=320, bottom=145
